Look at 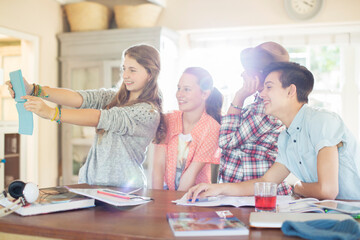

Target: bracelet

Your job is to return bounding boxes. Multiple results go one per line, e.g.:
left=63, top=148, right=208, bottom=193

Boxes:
left=30, top=83, right=35, bottom=96
left=230, top=102, right=242, bottom=110
left=33, top=84, right=38, bottom=97
left=56, top=106, right=62, bottom=124
left=38, top=85, right=42, bottom=97
left=51, top=107, right=59, bottom=121
left=32, top=84, right=49, bottom=98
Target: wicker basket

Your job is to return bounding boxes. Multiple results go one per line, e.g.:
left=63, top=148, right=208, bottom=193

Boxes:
left=64, top=2, right=112, bottom=32
left=114, top=4, right=162, bottom=28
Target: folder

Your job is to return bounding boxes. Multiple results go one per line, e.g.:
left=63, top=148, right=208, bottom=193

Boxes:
left=9, top=70, right=33, bottom=135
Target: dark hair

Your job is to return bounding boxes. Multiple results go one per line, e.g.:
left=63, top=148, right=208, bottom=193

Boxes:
left=262, top=62, right=314, bottom=103
left=183, top=67, right=223, bottom=123
left=102, top=44, right=166, bottom=143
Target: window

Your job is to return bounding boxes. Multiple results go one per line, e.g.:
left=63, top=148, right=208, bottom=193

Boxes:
left=180, top=25, right=360, bottom=139
left=289, top=45, right=342, bottom=114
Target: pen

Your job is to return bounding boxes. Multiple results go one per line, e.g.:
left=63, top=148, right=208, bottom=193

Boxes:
left=188, top=197, right=218, bottom=202
left=97, top=190, right=130, bottom=200
left=97, top=189, right=152, bottom=201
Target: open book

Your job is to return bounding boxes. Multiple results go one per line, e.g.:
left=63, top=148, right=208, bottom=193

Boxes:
left=167, top=210, right=249, bottom=237
left=277, top=198, right=325, bottom=213
left=0, top=186, right=95, bottom=216
left=278, top=198, right=360, bottom=215
left=173, top=193, right=293, bottom=208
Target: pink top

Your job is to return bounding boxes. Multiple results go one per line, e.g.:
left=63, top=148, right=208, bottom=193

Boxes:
left=160, top=110, right=221, bottom=190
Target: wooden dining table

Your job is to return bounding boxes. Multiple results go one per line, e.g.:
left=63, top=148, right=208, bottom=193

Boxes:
left=0, top=184, right=348, bottom=240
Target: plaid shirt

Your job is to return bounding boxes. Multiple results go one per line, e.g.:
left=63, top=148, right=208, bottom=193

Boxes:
left=218, top=96, right=292, bottom=195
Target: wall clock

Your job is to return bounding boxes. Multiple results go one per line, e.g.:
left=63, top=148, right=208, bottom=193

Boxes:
left=284, top=0, right=323, bottom=20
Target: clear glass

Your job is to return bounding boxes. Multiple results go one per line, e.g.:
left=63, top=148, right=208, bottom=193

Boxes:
left=254, top=182, right=277, bottom=212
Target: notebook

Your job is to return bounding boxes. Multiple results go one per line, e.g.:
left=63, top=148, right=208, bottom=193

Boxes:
left=249, top=212, right=353, bottom=228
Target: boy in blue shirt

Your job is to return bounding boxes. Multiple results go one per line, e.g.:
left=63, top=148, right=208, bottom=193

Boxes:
left=187, top=62, right=360, bottom=200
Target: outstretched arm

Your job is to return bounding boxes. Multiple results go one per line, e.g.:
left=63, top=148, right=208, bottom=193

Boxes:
left=36, top=86, right=84, bottom=108
left=6, top=79, right=83, bottom=108
left=294, top=146, right=339, bottom=200
left=22, top=96, right=100, bottom=127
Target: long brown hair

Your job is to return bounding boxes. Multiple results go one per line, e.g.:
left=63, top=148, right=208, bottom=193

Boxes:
left=101, top=44, right=166, bottom=143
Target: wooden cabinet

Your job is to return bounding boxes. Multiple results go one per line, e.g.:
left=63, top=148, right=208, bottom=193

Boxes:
left=58, top=27, right=179, bottom=185
left=0, top=122, right=21, bottom=189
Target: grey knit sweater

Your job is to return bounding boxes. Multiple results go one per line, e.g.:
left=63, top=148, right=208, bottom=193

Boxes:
left=76, top=88, right=160, bottom=188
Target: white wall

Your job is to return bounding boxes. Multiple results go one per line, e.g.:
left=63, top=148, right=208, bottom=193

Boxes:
left=158, top=0, right=360, bottom=30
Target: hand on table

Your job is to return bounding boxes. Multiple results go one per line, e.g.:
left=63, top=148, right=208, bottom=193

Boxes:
left=186, top=183, right=224, bottom=203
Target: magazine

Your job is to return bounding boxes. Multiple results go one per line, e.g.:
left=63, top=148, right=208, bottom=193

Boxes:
left=0, top=186, right=95, bottom=216
left=167, top=210, right=249, bottom=237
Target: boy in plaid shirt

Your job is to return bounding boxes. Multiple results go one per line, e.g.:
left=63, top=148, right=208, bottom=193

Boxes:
left=218, top=42, right=292, bottom=195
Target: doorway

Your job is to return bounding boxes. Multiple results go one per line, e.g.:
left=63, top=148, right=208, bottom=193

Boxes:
left=0, top=27, right=39, bottom=189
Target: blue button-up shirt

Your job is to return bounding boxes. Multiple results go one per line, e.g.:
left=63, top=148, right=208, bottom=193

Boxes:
left=276, top=104, right=360, bottom=200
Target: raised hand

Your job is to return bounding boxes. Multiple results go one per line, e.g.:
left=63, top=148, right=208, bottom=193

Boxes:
left=22, top=95, right=55, bottom=120
left=228, top=72, right=261, bottom=114
left=238, top=72, right=260, bottom=99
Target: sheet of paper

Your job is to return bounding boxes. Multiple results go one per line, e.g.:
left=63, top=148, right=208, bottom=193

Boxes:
left=68, top=188, right=151, bottom=207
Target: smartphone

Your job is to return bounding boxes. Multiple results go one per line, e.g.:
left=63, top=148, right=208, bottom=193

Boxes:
left=312, top=200, right=360, bottom=215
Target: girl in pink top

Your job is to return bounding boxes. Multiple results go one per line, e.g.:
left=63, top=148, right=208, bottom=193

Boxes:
left=152, top=67, right=223, bottom=191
